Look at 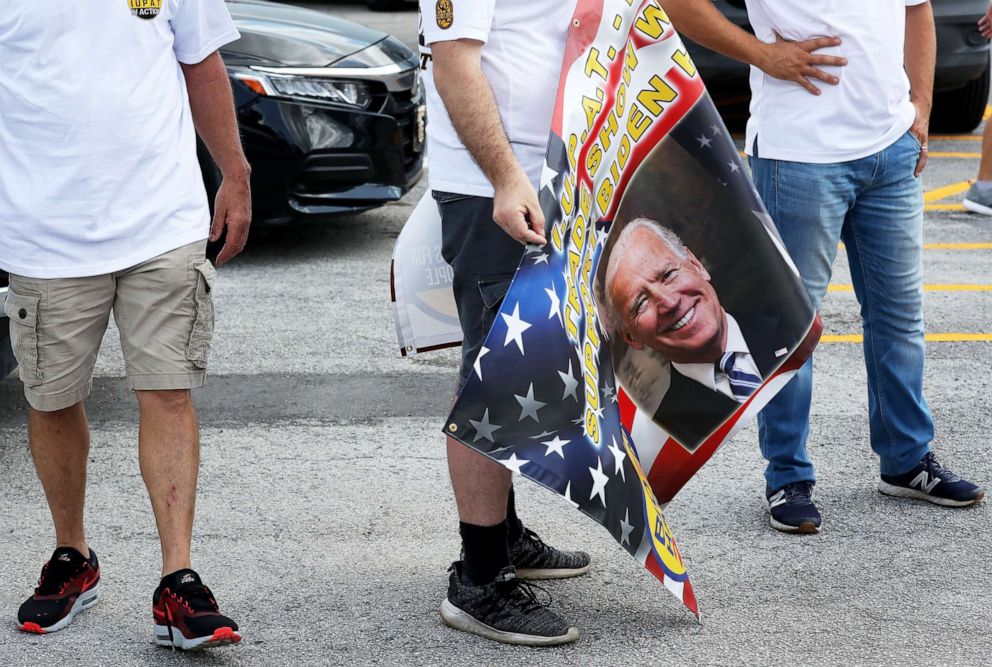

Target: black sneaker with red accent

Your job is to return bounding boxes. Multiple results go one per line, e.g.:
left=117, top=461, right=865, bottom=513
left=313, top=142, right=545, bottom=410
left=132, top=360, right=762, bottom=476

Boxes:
left=153, top=569, right=241, bottom=650
left=18, top=546, right=101, bottom=634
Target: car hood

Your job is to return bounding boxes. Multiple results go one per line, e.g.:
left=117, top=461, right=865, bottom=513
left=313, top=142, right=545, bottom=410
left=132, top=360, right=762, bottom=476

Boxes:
left=222, top=0, right=390, bottom=67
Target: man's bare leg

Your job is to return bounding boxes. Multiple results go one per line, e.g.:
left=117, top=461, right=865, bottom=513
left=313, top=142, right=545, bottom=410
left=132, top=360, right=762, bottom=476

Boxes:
left=28, top=403, right=91, bottom=558
left=446, top=435, right=512, bottom=586
left=964, top=120, right=992, bottom=213
left=979, top=116, right=992, bottom=181
left=447, top=435, right=511, bottom=525
left=136, top=389, right=199, bottom=578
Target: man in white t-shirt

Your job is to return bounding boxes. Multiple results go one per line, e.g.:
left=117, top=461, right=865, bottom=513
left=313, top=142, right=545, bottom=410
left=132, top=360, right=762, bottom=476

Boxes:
left=1, top=0, right=250, bottom=649
left=662, top=0, right=986, bottom=532
left=419, top=0, right=590, bottom=646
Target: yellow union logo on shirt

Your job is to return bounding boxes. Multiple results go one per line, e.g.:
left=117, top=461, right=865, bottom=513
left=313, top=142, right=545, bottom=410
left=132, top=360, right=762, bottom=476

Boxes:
left=436, top=0, right=453, bottom=29
left=128, top=0, right=162, bottom=20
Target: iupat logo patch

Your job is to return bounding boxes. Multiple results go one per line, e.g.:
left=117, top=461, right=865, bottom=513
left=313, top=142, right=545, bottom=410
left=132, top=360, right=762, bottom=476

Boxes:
left=128, top=0, right=162, bottom=20
left=436, top=0, right=453, bottom=30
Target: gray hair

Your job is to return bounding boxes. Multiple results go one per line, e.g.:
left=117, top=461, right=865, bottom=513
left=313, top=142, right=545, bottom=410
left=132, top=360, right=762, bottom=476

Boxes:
left=595, top=217, right=688, bottom=335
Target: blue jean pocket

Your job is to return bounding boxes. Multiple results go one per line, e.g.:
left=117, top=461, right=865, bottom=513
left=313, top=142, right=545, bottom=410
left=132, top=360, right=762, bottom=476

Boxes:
left=906, top=130, right=923, bottom=151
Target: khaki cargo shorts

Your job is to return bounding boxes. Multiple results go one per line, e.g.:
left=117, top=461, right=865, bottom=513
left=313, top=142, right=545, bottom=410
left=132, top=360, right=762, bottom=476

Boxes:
left=3, top=240, right=216, bottom=412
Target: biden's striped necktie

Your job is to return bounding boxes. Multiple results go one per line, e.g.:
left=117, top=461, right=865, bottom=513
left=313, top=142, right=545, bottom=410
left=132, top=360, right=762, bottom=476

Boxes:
left=719, top=352, right=762, bottom=402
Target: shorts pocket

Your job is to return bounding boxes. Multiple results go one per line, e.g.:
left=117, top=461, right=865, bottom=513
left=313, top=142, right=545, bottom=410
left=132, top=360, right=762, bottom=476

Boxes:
left=432, top=190, right=475, bottom=205
left=186, top=260, right=216, bottom=370
left=478, top=276, right=513, bottom=336
left=3, top=289, right=43, bottom=385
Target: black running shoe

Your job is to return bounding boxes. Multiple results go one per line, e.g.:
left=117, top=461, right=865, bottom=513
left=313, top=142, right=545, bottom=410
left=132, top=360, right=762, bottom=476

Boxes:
left=509, top=527, right=591, bottom=579
left=153, top=569, right=241, bottom=650
left=18, top=547, right=101, bottom=634
left=440, top=562, right=579, bottom=646
left=878, top=452, right=987, bottom=507
left=766, top=482, right=822, bottom=534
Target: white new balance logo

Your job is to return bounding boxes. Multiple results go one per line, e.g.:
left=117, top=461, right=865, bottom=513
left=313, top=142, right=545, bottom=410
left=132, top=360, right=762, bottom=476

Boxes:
left=768, top=490, right=787, bottom=509
left=911, top=471, right=941, bottom=494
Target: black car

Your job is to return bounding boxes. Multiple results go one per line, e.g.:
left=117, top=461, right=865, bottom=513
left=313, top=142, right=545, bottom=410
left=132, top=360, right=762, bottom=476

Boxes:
left=683, top=0, right=991, bottom=132
left=216, top=0, right=425, bottom=223
left=0, top=271, right=14, bottom=379
left=367, top=0, right=417, bottom=10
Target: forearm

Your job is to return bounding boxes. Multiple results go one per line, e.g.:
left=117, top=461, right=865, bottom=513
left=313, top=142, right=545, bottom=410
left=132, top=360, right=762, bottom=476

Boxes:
left=661, top=0, right=767, bottom=68
left=905, top=2, right=936, bottom=114
left=180, top=52, right=250, bottom=180
left=431, top=40, right=526, bottom=188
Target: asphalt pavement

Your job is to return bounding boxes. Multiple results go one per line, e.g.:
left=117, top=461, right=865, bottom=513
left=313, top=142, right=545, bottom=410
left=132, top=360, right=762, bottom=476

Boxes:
left=1, top=3, right=991, bottom=666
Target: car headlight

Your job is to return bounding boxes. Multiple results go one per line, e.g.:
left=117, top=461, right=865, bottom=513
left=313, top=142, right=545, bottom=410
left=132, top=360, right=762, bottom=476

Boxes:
left=229, top=68, right=372, bottom=109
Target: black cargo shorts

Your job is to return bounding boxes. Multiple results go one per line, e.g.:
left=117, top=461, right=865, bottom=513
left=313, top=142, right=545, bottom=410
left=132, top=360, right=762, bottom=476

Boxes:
left=434, top=191, right=526, bottom=390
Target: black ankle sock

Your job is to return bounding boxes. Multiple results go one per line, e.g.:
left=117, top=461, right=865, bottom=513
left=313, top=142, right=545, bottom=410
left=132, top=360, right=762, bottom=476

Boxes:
left=506, top=487, right=524, bottom=544
left=459, top=520, right=511, bottom=585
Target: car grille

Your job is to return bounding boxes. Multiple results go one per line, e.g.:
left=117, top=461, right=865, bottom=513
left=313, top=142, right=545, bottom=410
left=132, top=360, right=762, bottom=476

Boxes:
left=293, top=154, right=375, bottom=193
left=390, top=89, right=422, bottom=173
left=370, top=81, right=423, bottom=177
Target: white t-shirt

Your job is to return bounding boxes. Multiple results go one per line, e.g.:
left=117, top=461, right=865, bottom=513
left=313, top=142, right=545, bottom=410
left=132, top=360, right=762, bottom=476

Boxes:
left=419, top=0, right=577, bottom=196
left=0, top=0, right=240, bottom=279
left=744, top=0, right=926, bottom=163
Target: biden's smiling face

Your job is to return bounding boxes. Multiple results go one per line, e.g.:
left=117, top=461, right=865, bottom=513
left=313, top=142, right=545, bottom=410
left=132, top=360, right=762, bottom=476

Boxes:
left=607, top=226, right=727, bottom=364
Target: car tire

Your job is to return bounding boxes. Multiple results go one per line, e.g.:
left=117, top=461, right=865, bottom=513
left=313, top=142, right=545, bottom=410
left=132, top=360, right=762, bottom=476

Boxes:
left=197, top=145, right=228, bottom=262
left=932, top=58, right=990, bottom=134
left=198, top=143, right=222, bottom=215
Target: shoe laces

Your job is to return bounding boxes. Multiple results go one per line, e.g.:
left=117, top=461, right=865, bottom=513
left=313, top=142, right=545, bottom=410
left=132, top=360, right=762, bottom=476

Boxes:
left=516, top=527, right=551, bottom=554
left=783, top=481, right=815, bottom=505
left=36, top=558, right=83, bottom=596
left=921, top=452, right=961, bottom=483
left=490, top=568, right=553, bottom=614
left=171, top=584, right=220, bottom=614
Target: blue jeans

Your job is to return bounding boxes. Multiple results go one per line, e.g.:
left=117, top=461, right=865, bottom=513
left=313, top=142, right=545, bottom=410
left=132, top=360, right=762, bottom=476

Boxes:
left=750, top=131, right=933, bottom=492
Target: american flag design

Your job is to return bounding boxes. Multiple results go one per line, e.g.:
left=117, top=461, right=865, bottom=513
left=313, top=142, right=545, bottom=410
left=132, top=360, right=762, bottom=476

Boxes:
left=446, top=0, right=819, bottom=618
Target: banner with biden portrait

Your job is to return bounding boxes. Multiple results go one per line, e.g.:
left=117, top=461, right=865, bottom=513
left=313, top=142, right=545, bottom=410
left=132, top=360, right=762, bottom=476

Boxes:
left=444, top=0, right=821, bottom=617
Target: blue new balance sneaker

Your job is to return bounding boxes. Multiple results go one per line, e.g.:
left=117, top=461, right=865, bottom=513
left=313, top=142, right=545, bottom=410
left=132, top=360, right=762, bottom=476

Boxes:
left=766, top=482, right=822, bottom=534
left=878, top=452, right=986, bottom=507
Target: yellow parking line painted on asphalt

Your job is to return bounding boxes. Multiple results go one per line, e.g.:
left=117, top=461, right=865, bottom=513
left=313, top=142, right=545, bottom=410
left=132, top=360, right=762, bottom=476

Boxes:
left=928, top=151, right=982, bottom=158
left=922, top=242, right=992, bottom=249
left=821, top=333, right=992, bottom=343
left=926, top=333, right=992, bottom=342
left=828, top=284, right=992, bottom=292
left=925, top=203, right=966, bottom=211
left=822, top=335, right=864, bottom=343
left=929, top=135, right=982, bottom=141
left=924, top=180, right=972, bottom=202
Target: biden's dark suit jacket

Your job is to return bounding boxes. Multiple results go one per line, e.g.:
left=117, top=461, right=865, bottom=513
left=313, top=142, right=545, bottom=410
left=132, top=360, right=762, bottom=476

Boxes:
left=652, top=313, right=794, bottom=452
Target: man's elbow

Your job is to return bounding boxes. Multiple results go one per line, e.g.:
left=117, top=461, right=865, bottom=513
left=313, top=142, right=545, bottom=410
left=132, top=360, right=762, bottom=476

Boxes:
left=180, top=51, right=224, bottom=78
left=430, top=40, right=483, bottom=93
